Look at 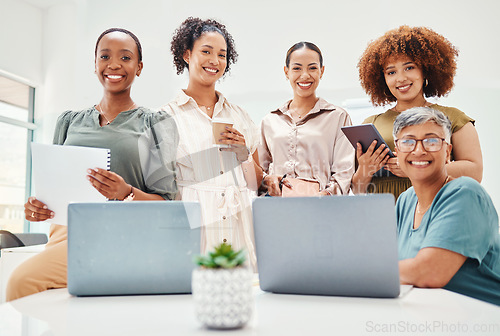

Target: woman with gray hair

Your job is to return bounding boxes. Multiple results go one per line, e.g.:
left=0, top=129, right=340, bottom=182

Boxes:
left=394, top=107, right=500, bottom=306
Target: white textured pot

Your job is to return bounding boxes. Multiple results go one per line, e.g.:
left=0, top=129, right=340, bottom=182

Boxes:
left=192, top=267, right=253, bottom=329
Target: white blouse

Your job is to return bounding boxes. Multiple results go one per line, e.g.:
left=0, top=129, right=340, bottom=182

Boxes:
left=161, top=90, right=259, bottom=269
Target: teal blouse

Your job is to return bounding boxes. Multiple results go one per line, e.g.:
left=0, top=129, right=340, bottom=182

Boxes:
left=396, top=177, right=500, bottom=306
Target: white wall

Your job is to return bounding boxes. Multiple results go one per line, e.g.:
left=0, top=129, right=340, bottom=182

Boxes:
left=0, top=0, right=42, bottom=84
left=2, top=0, right=500, bottom=210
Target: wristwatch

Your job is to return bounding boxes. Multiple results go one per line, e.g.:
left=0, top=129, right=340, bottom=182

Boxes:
left=123, top=185, right=135, bottom=201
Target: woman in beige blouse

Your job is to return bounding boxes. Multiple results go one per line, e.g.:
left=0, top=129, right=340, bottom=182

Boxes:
left=259, top=42, right=355, bottom=196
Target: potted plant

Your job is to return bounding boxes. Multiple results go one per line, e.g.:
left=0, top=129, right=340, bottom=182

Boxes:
left=192, top=242, right=253, bottom=329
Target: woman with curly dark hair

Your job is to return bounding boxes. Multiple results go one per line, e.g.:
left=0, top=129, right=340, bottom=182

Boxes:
left=162, top=17, right=262, bottom=269
left=351, top=25, right=483, bottom=199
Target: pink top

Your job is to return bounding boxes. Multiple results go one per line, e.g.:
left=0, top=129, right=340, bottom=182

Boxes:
left=259, top=98, right=355, bottom=195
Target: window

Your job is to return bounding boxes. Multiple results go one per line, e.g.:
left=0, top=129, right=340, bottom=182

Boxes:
left=0, top=75, right=35, bottom=233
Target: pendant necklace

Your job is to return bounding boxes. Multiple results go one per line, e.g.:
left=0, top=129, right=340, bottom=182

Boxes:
left=97, top=102, right=136, bottom=125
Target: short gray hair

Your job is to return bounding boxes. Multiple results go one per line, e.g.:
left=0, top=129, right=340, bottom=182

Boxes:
left=393, top=107, right=452, bottom=142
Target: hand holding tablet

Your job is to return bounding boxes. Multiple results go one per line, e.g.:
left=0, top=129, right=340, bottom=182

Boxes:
left=341, top=124, right=395, bottom=158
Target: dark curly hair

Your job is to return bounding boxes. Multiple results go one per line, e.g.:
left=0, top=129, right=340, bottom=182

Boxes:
left=95, top=28, right=142, bottom=62
left=358, top=25, right=458, bottom=106
left=171, top=17, right=238, bottom=76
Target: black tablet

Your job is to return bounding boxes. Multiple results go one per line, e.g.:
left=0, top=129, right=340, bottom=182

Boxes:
left=341, top=124, right=395, bottom=158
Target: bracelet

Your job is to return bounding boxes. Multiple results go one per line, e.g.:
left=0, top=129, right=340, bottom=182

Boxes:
left=123, top=185, right=135, bottom=201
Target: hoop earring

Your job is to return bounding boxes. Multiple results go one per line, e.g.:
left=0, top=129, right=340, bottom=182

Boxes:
left=425, top=79, right=429, bottom=87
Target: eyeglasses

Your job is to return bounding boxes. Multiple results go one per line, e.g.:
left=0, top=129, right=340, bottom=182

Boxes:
left=395, top=137, right=446, bottom=152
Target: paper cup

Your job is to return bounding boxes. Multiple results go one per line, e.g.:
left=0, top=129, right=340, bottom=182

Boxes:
left=212, top=118, right=233, bottom=148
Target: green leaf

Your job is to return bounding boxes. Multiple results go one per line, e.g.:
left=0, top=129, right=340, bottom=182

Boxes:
left=192, top=242, right=247, bottom=268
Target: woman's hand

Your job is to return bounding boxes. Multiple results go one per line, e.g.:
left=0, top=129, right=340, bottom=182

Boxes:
left=262, top=174, right=293, bottom=196
left=356, top=141, right=391, bottom=177
left=219, top=126, right=250, bottom=162
left=351, top=141, right=391, bottom=194
left=263, top=174, right=281, bottom=196
left=385, top=155, right=407, bottom=177
left=87, top=168, right=131, bottom=200
left=24, top=197, right=54, bottom=222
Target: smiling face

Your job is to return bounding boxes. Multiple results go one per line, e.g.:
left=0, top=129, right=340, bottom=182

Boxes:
left=284, top=47, right=324, bottom=99
left=183, top=31, right=227, bottom=87
left=395, top=121, right=452, bottom=185
left=384, top=55, right=425, bottom=107
left=95, top=31, right=143, bottom=95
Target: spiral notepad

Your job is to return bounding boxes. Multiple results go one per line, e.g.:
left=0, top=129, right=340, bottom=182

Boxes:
left=31, top=143, right=111, bottom=226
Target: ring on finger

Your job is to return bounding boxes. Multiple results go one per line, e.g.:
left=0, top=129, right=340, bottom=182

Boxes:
left=31, top=211, right=35, bottom=218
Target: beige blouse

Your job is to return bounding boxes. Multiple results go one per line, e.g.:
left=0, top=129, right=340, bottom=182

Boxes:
left=161, top=90, right=259, bottom=269
left=259, top=98, right=355, bottom=195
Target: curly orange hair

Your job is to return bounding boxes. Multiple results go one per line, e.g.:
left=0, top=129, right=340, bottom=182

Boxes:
left=358, top=26, right=459, bottom=106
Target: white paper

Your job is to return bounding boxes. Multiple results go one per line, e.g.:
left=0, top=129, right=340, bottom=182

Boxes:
left=31, top=143, right=110, bottom=226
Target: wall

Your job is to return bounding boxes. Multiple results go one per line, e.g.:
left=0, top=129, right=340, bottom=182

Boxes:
left=3, top=0, right=500, bottom=211
left=0, top=0, right=42, bottom=85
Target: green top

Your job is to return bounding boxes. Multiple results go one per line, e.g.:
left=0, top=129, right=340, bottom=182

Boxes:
left=363, top=104, right=474, bottom=199
left=53, top=106, right=178, bottom=200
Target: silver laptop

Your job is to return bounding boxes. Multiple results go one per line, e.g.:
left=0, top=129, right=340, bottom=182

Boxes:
left=67, top=201, right=201, bottom=296
left=253, top=194, right=400, bottom=298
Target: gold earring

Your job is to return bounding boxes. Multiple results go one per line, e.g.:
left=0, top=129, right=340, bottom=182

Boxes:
left=425, top=79, right=429, bottom=87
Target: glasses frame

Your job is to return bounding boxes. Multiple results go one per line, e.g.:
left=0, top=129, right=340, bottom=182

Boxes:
left=395, top=137, right=446, bottom=153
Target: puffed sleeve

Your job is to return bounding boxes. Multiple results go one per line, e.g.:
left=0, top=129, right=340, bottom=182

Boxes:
left=52, top=110, right=75, bottom=145
left=138, top=111, right=179, bottom=200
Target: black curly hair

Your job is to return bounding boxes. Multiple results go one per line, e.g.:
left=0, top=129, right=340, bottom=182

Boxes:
left=171, top=17, right=238, bottom=76
left=95, top=28, right=143, bottom=62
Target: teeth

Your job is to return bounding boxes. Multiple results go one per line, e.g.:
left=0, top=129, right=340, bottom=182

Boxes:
left=298, top=82, right=312, bottom=87
left=398, top=84, right=411, bottom=90
left=205, top=68, right=217, bottom=73
left=411, top=161, right=430, bottom=166
left=107, top=75, right=122, bottom=79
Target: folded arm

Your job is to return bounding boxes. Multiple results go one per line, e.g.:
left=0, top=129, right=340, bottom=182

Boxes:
left=399, top=247, right=467, bottom=288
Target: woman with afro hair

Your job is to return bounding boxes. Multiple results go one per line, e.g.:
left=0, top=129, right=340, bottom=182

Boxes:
left=351, top=26, right=482, bottom=199
left=161, top=17, right=262, bottom=269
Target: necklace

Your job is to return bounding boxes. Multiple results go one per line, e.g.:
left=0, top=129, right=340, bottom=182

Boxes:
left=97, top=102, right=136, bottom=125
left=291, top=109, right=307, bottom=119
left=198, top=105, right=214, bottom=111
left=416, top=176, right=450, bottom=214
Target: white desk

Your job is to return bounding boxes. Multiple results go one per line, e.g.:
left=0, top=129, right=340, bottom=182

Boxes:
left=0, top=287, right=499, bottom=336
